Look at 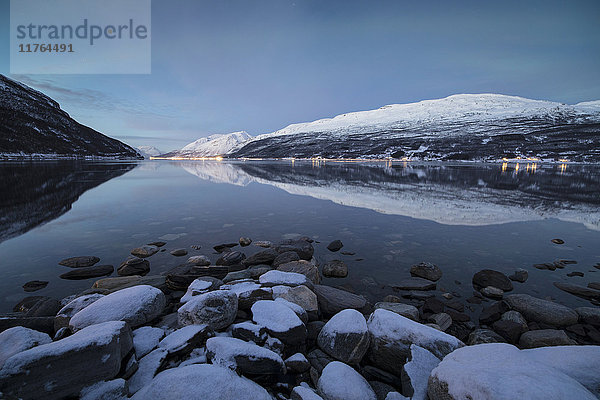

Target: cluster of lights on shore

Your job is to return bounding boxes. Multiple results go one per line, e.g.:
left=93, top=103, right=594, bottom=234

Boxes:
left=150, top=155, right=570, bottom=172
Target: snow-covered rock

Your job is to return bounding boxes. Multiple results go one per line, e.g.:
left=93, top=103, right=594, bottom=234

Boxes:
left=180, top=278, right=217, bottom=303
left=374, top=302, right=419, bottom=321
left=317, top=361, right=376, bottom=400
left=158, top=324, right=213, bottom=357
left=251, top=300, right=307, bottom=345
left=133, top=326, right=165, bottom=358
left=161, top=131, right=252, bottom=158
left=259, top=270, right=314, bottom=289
left=367, top=309, right=463, bottom=376
left=428, top=343, right=599, bottom=400
left=275, top=297, right=309, bottom=323
left=0, top=326, right=51, bottom=369
left=131, top=364, right=272, bottom=400
left=54, top=293, right=105, bottom=330
left=128, top=348, right=168, bottom=394
left=178, top=290, right=238, bottom=330
left=504, top=294, right=578, bottom=326
left=231, top=321, right=267, bottom=344
left=206, top=336, right=285, bottom=374
left=401, top=345, right=440, bottom=400
left=279, top=285, right=319, bottom=320
left=69, top=285, right=165, bottom=331
left=292, top=385, right=324, bottom=400
left=220, top=280, right=272, bottom=309
left=0, top=321, right=133, bottom=400
left=285, top=352, right=310, bottom=373
left=317, top=309, right=369, bottom=364
left=80, top=379, right=127, bottom=400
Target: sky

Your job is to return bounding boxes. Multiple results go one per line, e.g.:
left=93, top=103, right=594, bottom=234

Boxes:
left=1, top=0, right=600, bottom=152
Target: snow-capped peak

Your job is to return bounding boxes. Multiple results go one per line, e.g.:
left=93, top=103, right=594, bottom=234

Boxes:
left=167, top=131, right=252, bottom=157
left=136, top=145, right=162, bottom=158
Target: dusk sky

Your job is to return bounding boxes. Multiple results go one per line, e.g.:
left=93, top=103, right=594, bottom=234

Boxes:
left=1, top=0, right=599, bottom=151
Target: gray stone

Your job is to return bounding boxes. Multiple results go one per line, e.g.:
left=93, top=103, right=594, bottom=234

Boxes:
left=391, top=278, right=436, bottom=291
left=187, top=255, right=211, bottom=266
left=178, top=290, right=238, bottom=330
left=232, top=322, right=267, bottom=344
left=505, top=294, right=578, bottom=326
left=375, top=302, right=419, bottom=321
left=251, top=300, right=307, bottom=346
left=117, top=256, right=150, bottom=276
left=133, top=326, right=165, bottom=358
left=80, top=379, right=128, bottom=400
left=22, top=280, right=48, bottom=292
left=519, top=329, right=576, bottom=348
left=279, top=260, right=321, bottom=284
left=492, top=320, right=523, bottom=344
left=216, top=251, right=246, bottom=266
left=159, top=324, right=213, bottom=358
left=576, top=307, right=600, bottom=326
left=170, top=248, right=188, bottom=257
left=472, top=269, right=513, bottom=292
left=166, top=263, right=229, bottom=290
left=0, top=321, right=132, bottom=400
left=285, top=352, right=310, bottom=373
left=273, top=251, right=301, bottom=268
left=58, top=256, right=100, bottom=268
left=317, top=309, right=370, bottom=365
left=508, top=268, right=529, bottom=283
left=307, top=348, right=335, bottom=373
left=327, top=240, right=344, bottom=252
left=0, top=326, right=51, bottom=369
left=280, top=285, right=320, bottom=321
left=59, top=265, right=114, bottom=280
left=467, top=329, right=506, bottom=345
left=243, top=249, right=279, bottom=266
left=207, top=336, right=285, bottom=375
left=428, top=313, right=452, bottom=331
left=54, top=294, right=105, bottom=330
left=292, top=386, right=324, bottom=400
left=131, top=245, right=159, bottom=258
left=313, top=285, right=370, bottom=317
left=239, top=237, right=252, bottom=246
left=275, top=239, right=315, bottom=260
left=553, top=282, right=600, bottom=300
left=0, top=316, right=55, bottom=335
left=322, top=260, right=348, bottom=278
left=500, top=310, right=528, bottom=331
left=480, top=286, right=504, bottom=299
left=25, top=297, right=61, bottom=317
left=410, top=262, right=442, bottom=282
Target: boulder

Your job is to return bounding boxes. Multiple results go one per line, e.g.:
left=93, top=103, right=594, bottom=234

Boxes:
left=216, top=251, right=246, bottom=266
left=313, top=285, right=370, bottom=317
left=159, top=324, right=213, bottom=358
left=367, top=309, right=463, bottom=376
left=129, top=348, right=169, bottom=394
left=187, top=255, right=211, bottom=266
left=0, top=321, right=132, bottom=400
left=0, top=326, right=51, bottom=369
left=317, top=361, right=376, bottom=400
left=54, top=294, right=105, bottom=330
left=25, top=297, right=61, bottom=317
left=178, top=290, right=238, bottom=330
left=428, top=343, right=598, bottom=400
left=576, top=307, right=600, bottom=326
left=69, top=285, right=165, bottom=331
left=232, top=322, right=267, bottom=344
left=221, top=281, right=272, bottom=309
left=133, top=326, right=165, bottom=358
left=391, top=278, right=436, bottom=291
left=239, top=237, right=252, bottom=246
left=279, top=285, right=320, bottom=320
left=260, top=270, right=314, bottom=289
left=410, top=262, right=442, bottom=282
left=504, top=294, right=578, bottom=326
left=317, top=309, right=369, bottom=364
left=58, top=256, right=100, bottom=268
left=117, top=256, right=150, bottom=276
left=131, top=364, right=272, bottom=400
left=243, top=249, right=279, bottom=266
left=509, top=268, right=529, bottom=283
left=166, top=263, right=229, bottom=290
left=401, top=345, right=440, bottom=400
left=206, top=336, right=285, bottom=374
left=322, top=260, right=348, bottom=278
left=467, top=329, right=506, bottom=345
left=273, top=251, right=301, bottom=267
left=131, top=245, right=159, bottom=258
left=278, top=260, right=321, bottom=284
left=327, top=240, right=344, bottom=252
left=472, top=269, right=513, bottom=291
left=275, top=239, right=315, bottom=260
left=292, top=386, right=324, bottom=400
left=553, top=282, right=600, bottom=300
left=251, top=300, right=307, bottom=346
left=180, top=277, right=223, bottom=303
left=285, top=352, right=310, bottom=373
left=519, top=329, right=575, bottom=348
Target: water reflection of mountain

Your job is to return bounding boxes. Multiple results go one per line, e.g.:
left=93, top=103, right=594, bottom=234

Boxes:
left=0, top=162, right=136, bottom=242
left=180, top=161, right=600, bottom=230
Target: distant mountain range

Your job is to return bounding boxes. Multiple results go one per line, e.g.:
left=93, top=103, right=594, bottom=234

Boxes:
left=159, top=131, right=251, bottom=158
left=0, top=74, right=141, bottom=159
left=136, top=145, right=162, bottom=159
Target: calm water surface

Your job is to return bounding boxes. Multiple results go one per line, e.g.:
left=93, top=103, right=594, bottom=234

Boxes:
left=0, top=160, right=599, bottom=314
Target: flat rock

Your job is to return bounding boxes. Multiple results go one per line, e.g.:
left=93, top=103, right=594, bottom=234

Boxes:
left=0, top=321, right=132, bottom=400
left=317, top=361, right=376, bottom=400
left=0, top=326, right=51, bottom=369
left=93, top=275, right=142, bottom=290
left=216, top=251, right=246, bottom=266
left=166, top=263, right=229, bottom=290
left=504, top=294, right=578, bottom=326
left=213, top=243, right=238, bottom=253
left=131, top=364, right=272, bottom=400
left=251, top=300, right=307, bottom=346
left=391, top=278, right=436, bottom=291
left=327, top=240, right=344, bottom=252
left=472, top=269, right=513, bottom=291
left=428, top=343, right=598, bottom=400
left=375, top=302, right=419, bottom=321
left=206, top=336, right=285, bottom=374
left=260, top=270, right=314, bottom=289
left=410, top=262, right=442, bottom=282
left=69, top=285, right=166, bottom=331
left=314, top=285, right=370, bottom=317
left=322, top=260, right=348, bottom=278
left=519, top=329, right=576, bottom=348
left=367, top=309, right=463, bottom=376
left=117, top=256, right=150, bottom=276
left=243, top=249, right=279, bottom=266
left=170, top=248, right=188, bottom=257
left=54, top=294, right=105, bottom=330
left=275, top=239, right=315, bottom=260
left=131, top=245, right=159, bottom=258
left=58, top=256, right=100, bottom=268
left=480, top=285, right=504, bottom=299
left=22, top=280, right=48, bottom=292
left=278, top=260, right=321, bottom=284
left=553, top=282, right=600, bottom=299
left=59, top=265, right=114, bottom=280
left=274, top=251, right=301, bottom=267
left=178, top=290, right=238, bottom=330
left=187, top=255, right=211, bottom=266
left=318, top=309, right=369, bottom=364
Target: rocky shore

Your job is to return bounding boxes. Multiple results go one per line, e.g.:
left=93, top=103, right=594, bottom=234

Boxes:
left=1, top=236, right=600, bottom=399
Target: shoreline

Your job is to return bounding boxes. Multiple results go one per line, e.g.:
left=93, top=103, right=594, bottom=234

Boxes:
left=1, top=235, right=599, bottom=399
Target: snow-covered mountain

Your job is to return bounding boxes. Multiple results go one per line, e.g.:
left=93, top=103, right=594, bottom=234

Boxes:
left=0, top=75, right=141, bottom=159
left=160, top=131, right=252, bottom=158
left=229, top=94, right=600, bottom=161
left=136, top=145, right=162, bottom=159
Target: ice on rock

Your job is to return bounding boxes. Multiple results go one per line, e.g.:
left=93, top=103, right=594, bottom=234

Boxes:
left=428, top=343, right=598, bottom=400
left=259, top=270, right=313, bottom=289
left=80, top=379, right=127, bottom=400
left=317, top=361, right=376, bottom=400
left=133, top=326, right=165, bottom=358
left=206, top=336, right=285, bottom=374
left=69, top=285, right=166, bottom=331
left=131, top=364, right=272, bottom=400
left=180, top=279, right=214, bottom=303
left=367, top=309, right=462, bottom=376
left=0, top=326, right=52, bottom=369
left=401, top=344, right=440, bottom=400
